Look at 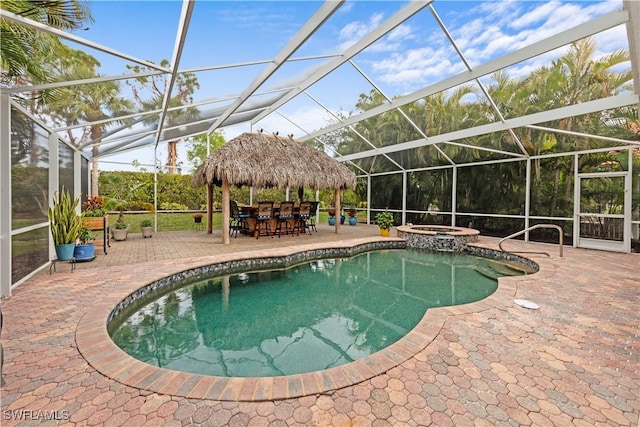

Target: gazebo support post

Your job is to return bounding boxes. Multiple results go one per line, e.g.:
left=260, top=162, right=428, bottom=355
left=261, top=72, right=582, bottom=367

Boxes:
left=334, top=188, right=341, bottom=234
left=221, top=178, right=231, bottom=244
left=207, top=182, right=213, bottom=234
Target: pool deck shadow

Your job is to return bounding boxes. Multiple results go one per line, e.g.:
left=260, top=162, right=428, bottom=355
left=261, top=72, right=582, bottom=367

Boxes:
left=1, top=225, right=639, bottom=426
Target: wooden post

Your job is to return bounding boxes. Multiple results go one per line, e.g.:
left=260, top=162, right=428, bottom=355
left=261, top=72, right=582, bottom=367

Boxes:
left=334, top=188, right=341, bottom=234
left=207, top=182, right=213, bottom=234
left=222, top=178, right=230, bottom=244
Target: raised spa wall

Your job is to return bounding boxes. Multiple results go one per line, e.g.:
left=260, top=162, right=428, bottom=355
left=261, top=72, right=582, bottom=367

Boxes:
left=396, top=225, right=480, bottom=252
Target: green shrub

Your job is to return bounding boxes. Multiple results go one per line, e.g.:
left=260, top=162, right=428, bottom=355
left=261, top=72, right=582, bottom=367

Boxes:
left=78, top=227, right=93, bottom=244
left=160, top=202, right=189, bottom=210
left=375, top=210, right=394, bottom=229
left=82, top=209, right=104, bottom=217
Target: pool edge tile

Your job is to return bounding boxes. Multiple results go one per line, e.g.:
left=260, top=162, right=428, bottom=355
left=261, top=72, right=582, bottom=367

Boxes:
left=253, top=377, right=274, bottom=401
left=237, top=378, right=258, bottom=401
left=271, top=376, right=289, bottom=400
left=201, top=377, right=228, bottom=400
left=285, top=375, right=304, bottom=399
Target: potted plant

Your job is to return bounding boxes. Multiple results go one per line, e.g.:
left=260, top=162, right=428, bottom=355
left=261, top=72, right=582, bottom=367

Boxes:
left=375, top=210, right=394, bottom=237
left=140, top=219, right=153, bottom=238
left=48, top=188, right=81, bottom=260
left=82, top=196, right=107, bottom=228
left=328, top=208, right=336, bottom=226
left=73, top=226, right=95, bottom=261
left=82, top=196, right=105, bottom=212
left=193, top=212, right=203, bottom=223
left=112, top=220, right=129, bottom=241
left=347, top=209, right=357, bottom=226
left=81, top=196, right=111, bottom=254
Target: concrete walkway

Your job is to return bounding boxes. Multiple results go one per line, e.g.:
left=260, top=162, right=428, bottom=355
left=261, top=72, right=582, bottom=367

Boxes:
left=1, top=225, right=638, bottom=426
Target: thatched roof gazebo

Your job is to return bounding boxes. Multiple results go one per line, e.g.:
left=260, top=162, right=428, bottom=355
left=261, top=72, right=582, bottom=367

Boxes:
left=192, top=132, right=356, bottom=243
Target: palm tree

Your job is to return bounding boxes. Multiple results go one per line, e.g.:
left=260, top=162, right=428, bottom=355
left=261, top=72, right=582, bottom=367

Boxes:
left=44, top=46, right=133, bottom=196
left=517, top=38, right=632, bottom=216
left=126, top=60, right=200, bottom=174
left=1, top=1, right=93, bottom=94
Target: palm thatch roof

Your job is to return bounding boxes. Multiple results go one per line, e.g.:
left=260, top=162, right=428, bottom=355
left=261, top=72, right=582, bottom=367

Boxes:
left=192, top=132, right=356, bottom=190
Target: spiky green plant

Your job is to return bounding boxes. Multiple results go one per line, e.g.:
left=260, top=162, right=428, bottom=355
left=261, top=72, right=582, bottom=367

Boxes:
left=48, top=188, right=81, bottom=245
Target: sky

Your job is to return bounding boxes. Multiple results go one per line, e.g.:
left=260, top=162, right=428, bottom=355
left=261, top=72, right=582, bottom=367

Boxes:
left=61, top=0, right=629, bottom=173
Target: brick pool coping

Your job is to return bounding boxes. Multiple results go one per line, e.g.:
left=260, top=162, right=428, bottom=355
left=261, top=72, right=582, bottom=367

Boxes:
left=75, top=236, right=546, bottom=402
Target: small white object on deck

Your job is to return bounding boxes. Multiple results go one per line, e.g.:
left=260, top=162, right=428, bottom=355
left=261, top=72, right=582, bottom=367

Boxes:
left=514, top=299, right=540, bottom=310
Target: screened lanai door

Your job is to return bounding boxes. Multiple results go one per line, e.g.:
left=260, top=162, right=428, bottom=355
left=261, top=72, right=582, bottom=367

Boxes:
left=576, top=172, right=631, bottom=252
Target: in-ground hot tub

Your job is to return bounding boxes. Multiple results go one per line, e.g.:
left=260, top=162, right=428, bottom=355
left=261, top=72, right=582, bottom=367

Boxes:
left=396, top=225, right=480, bottom=252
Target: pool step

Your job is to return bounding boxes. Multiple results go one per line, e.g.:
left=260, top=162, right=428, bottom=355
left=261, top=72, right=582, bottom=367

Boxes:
left=474, top=266, right=501, bottom=280
left=474, top=262, right=526, bottom=280
left=488, top=261, right=527, bottom=276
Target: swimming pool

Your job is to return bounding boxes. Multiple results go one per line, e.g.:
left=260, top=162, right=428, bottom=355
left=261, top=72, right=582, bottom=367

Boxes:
left=108, top=249, right=526, bottom=377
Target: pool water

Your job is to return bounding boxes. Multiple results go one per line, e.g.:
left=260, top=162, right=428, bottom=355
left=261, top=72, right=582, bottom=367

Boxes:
left=109, top=250, right=525, bottom=377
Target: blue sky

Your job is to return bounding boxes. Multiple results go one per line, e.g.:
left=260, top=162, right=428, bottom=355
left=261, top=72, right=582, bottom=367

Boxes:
left=68, top=0, right=628, bottom=172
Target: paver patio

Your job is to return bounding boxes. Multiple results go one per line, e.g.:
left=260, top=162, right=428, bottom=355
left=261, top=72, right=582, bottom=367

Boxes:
left=1, top=224, right=638, bottom=426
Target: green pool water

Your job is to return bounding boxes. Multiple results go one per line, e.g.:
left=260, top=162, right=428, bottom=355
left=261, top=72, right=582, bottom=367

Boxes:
left=109, top=249, right=525, bottom=377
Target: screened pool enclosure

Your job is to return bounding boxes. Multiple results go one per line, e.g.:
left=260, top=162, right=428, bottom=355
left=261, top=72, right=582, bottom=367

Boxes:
left=1, top=0, right=639, bottom=297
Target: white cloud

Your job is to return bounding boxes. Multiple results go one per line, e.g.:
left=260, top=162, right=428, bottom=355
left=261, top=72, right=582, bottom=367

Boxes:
left=510, top=1, right=560, bottom=29
left=371, top=46, right=466, bottom=89
left=339, top=12, right=385, bottom=51
left=337, top=1, right=354, bottom=15
left=360, top=23, right=416, bottom=54
left=450, top=0, right=625, bottom=67
left=387, top=23, right=414, bottom=42
left=359, top=0, right=626, bottom=92
left=592, top=24, right=628, bottom=53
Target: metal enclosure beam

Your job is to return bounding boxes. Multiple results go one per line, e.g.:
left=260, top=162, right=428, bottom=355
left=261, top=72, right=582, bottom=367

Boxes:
left=0, top=94, right=11, bottom=297
left=251, top=0, right=433, bottom=125
left=337, top=94, right=639, bottom=162
left=206, top=0, right=345, bottom=134
left=48, top=134, right=60, bottom=261
left=0, top=10, right=167, bottom=73
left=153, top=0, right=195, bottom=149
left=624, top=1, right=640, bottom=115
left=300, top=9, right=629, bottom=143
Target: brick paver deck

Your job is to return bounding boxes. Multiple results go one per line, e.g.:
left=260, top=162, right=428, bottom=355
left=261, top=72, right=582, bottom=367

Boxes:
left=1, top=224, right=638, bottom=426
